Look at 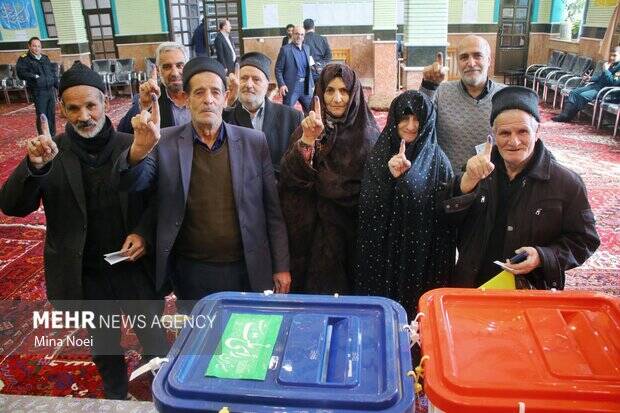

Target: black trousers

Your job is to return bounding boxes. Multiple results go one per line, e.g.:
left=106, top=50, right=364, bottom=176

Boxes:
left=172, top=255, right=250, bottom=314
left=81, top=262, right=170, bottom=400
left=32, top=89, right=56, bottom=136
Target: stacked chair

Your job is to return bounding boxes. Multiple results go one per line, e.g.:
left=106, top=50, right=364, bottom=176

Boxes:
left=136, top=57, right=157, bottom=82
left=543, top=56, right=592, bottom=107
left=0, top=64, right=29, bottom=103
left=523, top=50, right=565, bottom=89
left=595, top=87, right=620, bottom=137
left=108, top=58, right=135, bottom=98
left=91, top=58, right=139, bottom=97
left=526, top=50, right=620, bottom=137
left=92, top=59, right=114, bottom=96
left=533, top=53, right=577, bottom=95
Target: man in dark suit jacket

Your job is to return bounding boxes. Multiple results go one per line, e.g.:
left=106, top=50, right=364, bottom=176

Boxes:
left=224, top=52, right=303, bottom=178
left=0, top=63, right=168, bottom=400
left=214, top=19, right=236, bottom=73
left=190, top=18, right=207, bottom=56
left=118, top=42, right=189, bottom=134
left=275, top=26, right=314, bottom=113
left=16, top=36, right=58, bottom=136
left=115, top=57, right=291, bottom=310
left=302, top=18, right=332, bottom=81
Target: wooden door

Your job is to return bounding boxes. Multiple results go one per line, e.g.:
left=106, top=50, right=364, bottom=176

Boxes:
left=495, top=0, right=532, bottom=73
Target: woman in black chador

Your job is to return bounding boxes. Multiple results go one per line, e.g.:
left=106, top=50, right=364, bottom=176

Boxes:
left=279, top=63, right=379, bottom=294
left=355, top=90, right=455, bottom=316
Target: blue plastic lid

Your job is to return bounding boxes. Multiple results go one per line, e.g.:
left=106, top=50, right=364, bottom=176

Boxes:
left=153, top=292, right=414, bottom=412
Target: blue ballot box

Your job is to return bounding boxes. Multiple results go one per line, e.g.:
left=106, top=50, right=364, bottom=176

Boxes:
left=152, top=292, right=414, bottom=412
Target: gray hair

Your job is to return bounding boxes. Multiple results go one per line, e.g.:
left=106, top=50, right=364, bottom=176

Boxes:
left=492, top=109, right=539, bottom=131
left=155, top=42, right=188, bottom=68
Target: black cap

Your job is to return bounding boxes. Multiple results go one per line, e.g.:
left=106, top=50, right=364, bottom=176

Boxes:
left=182, top=56, right=227, bottom=92
left=490, top=86, right=540, bottom=125
left=58, top=61, right=106, bottom=97
left=240, top=52, right=271, bottom=80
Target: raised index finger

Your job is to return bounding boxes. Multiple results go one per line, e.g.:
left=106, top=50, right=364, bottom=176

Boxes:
left=40, top=114, right=52, bottom=137
left=150, top=66, right=158, bottom=81
left=313, top=96, right=321, bottom=119
left=436, top=52, right=444, bottom=66
left=399, top=139, right=406, bottom=155
left=483, top=135, right=493, bottom=158
left=235, top=62, right=240, bottom=78
left=149, top=93, right=160, bottom=126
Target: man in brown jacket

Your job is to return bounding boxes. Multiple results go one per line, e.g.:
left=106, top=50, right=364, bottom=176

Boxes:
left=444, top=86, right=600, bottom=289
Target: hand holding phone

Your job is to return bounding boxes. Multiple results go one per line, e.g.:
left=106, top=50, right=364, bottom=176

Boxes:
left=494, top=248, right=540, bottom=275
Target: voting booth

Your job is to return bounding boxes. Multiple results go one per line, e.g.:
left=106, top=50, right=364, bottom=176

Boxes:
left=152, top=292, right=415, bottom=412
left=417, top=288, right=620, bottom=413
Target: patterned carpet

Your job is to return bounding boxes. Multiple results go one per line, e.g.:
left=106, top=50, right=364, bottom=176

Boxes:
left=0, top=95, right=618, bottom=403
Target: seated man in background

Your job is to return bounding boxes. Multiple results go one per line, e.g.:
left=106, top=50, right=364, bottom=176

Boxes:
left=118, top=42, right=189, bottom=133
left=445, top=86, right=600, bottom=289
left=224, top=52, right=303, bottom=179
left=552, top=46, right=620, bottom=123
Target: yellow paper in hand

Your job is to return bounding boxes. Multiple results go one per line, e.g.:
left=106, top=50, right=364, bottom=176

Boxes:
left=479, top=270, right=516, bottom=290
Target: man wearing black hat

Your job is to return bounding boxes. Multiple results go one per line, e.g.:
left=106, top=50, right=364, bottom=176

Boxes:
left=116, top=57, right=291, bottom=310
left=443, top=86, right=600, bottom=290
left=224, top=52, right=303, bottom=178
left=0, top=62, right=169, bottom=399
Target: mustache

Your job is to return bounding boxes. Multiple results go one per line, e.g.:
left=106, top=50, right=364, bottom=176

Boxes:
left=76, top=120, right=97, bottom=129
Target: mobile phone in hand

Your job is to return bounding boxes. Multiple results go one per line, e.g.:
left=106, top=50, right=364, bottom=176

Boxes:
left=508, top=251, right=528, bottom=264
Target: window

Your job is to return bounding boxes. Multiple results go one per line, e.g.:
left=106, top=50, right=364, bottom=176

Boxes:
left=41, top=0, right=57, bottom=38
left=82, top=0, right=117, bottom=59
left=169, top=0, right=202, bottom=49
left=204, top=0, right=242, bottom=57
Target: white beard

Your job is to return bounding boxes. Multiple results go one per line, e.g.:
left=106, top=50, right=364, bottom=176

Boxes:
left=73, top=116, right=106, bottom=139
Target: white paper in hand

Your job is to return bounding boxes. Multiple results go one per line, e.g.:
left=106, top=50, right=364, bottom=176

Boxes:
left=104, top=250, right=129, bottom=265
left=494, top=260, right=517, bottom=273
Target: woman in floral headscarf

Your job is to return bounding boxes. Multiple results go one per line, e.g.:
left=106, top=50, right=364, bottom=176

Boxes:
left=279, top=63, right=379, bottom=294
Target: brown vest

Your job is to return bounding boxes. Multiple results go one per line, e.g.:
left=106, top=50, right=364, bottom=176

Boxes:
left=174, top=140, right=244, bottom=262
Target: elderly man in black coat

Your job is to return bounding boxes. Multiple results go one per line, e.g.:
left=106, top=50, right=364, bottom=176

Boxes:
left=0, top=62, right=168, bottom=400
left=225, top=52, right=303, bottom=178
left=444, top=86, right=600, bottom=290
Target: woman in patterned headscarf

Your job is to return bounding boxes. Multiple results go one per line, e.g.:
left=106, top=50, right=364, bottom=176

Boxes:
left=355, top=90, right=455, bottom=317
left=279, top=63, right=379, bottom=294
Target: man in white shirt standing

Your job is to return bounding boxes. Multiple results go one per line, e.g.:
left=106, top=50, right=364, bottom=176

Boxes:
left=214, top=19, right=236, bottom=73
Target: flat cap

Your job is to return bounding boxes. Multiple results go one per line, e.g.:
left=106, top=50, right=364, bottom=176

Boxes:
left=182, top=56, right=227, bottom=92
left=240, top=52, right=271, bottom=80
left=490, top=86, right=540, bottom=125
left=59, top=61, right=106, bottom=96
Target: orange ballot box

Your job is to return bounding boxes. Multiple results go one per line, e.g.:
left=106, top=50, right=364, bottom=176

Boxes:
left=417, top=288, right=620, bottom=413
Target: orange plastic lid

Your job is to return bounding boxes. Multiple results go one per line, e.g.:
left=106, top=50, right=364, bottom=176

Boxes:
left=418, top=288, right=620, bottom=413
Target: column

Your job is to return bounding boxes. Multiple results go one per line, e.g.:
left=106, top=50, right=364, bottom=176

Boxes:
left=402, top=0, right=448, bottom=88
left=371, top=0, right=398, bottom=101
left=50, top=0, right=91, bottom=69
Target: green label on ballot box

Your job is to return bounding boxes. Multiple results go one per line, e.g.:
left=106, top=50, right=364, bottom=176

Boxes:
left=206, top=313, right=283, bottom=380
